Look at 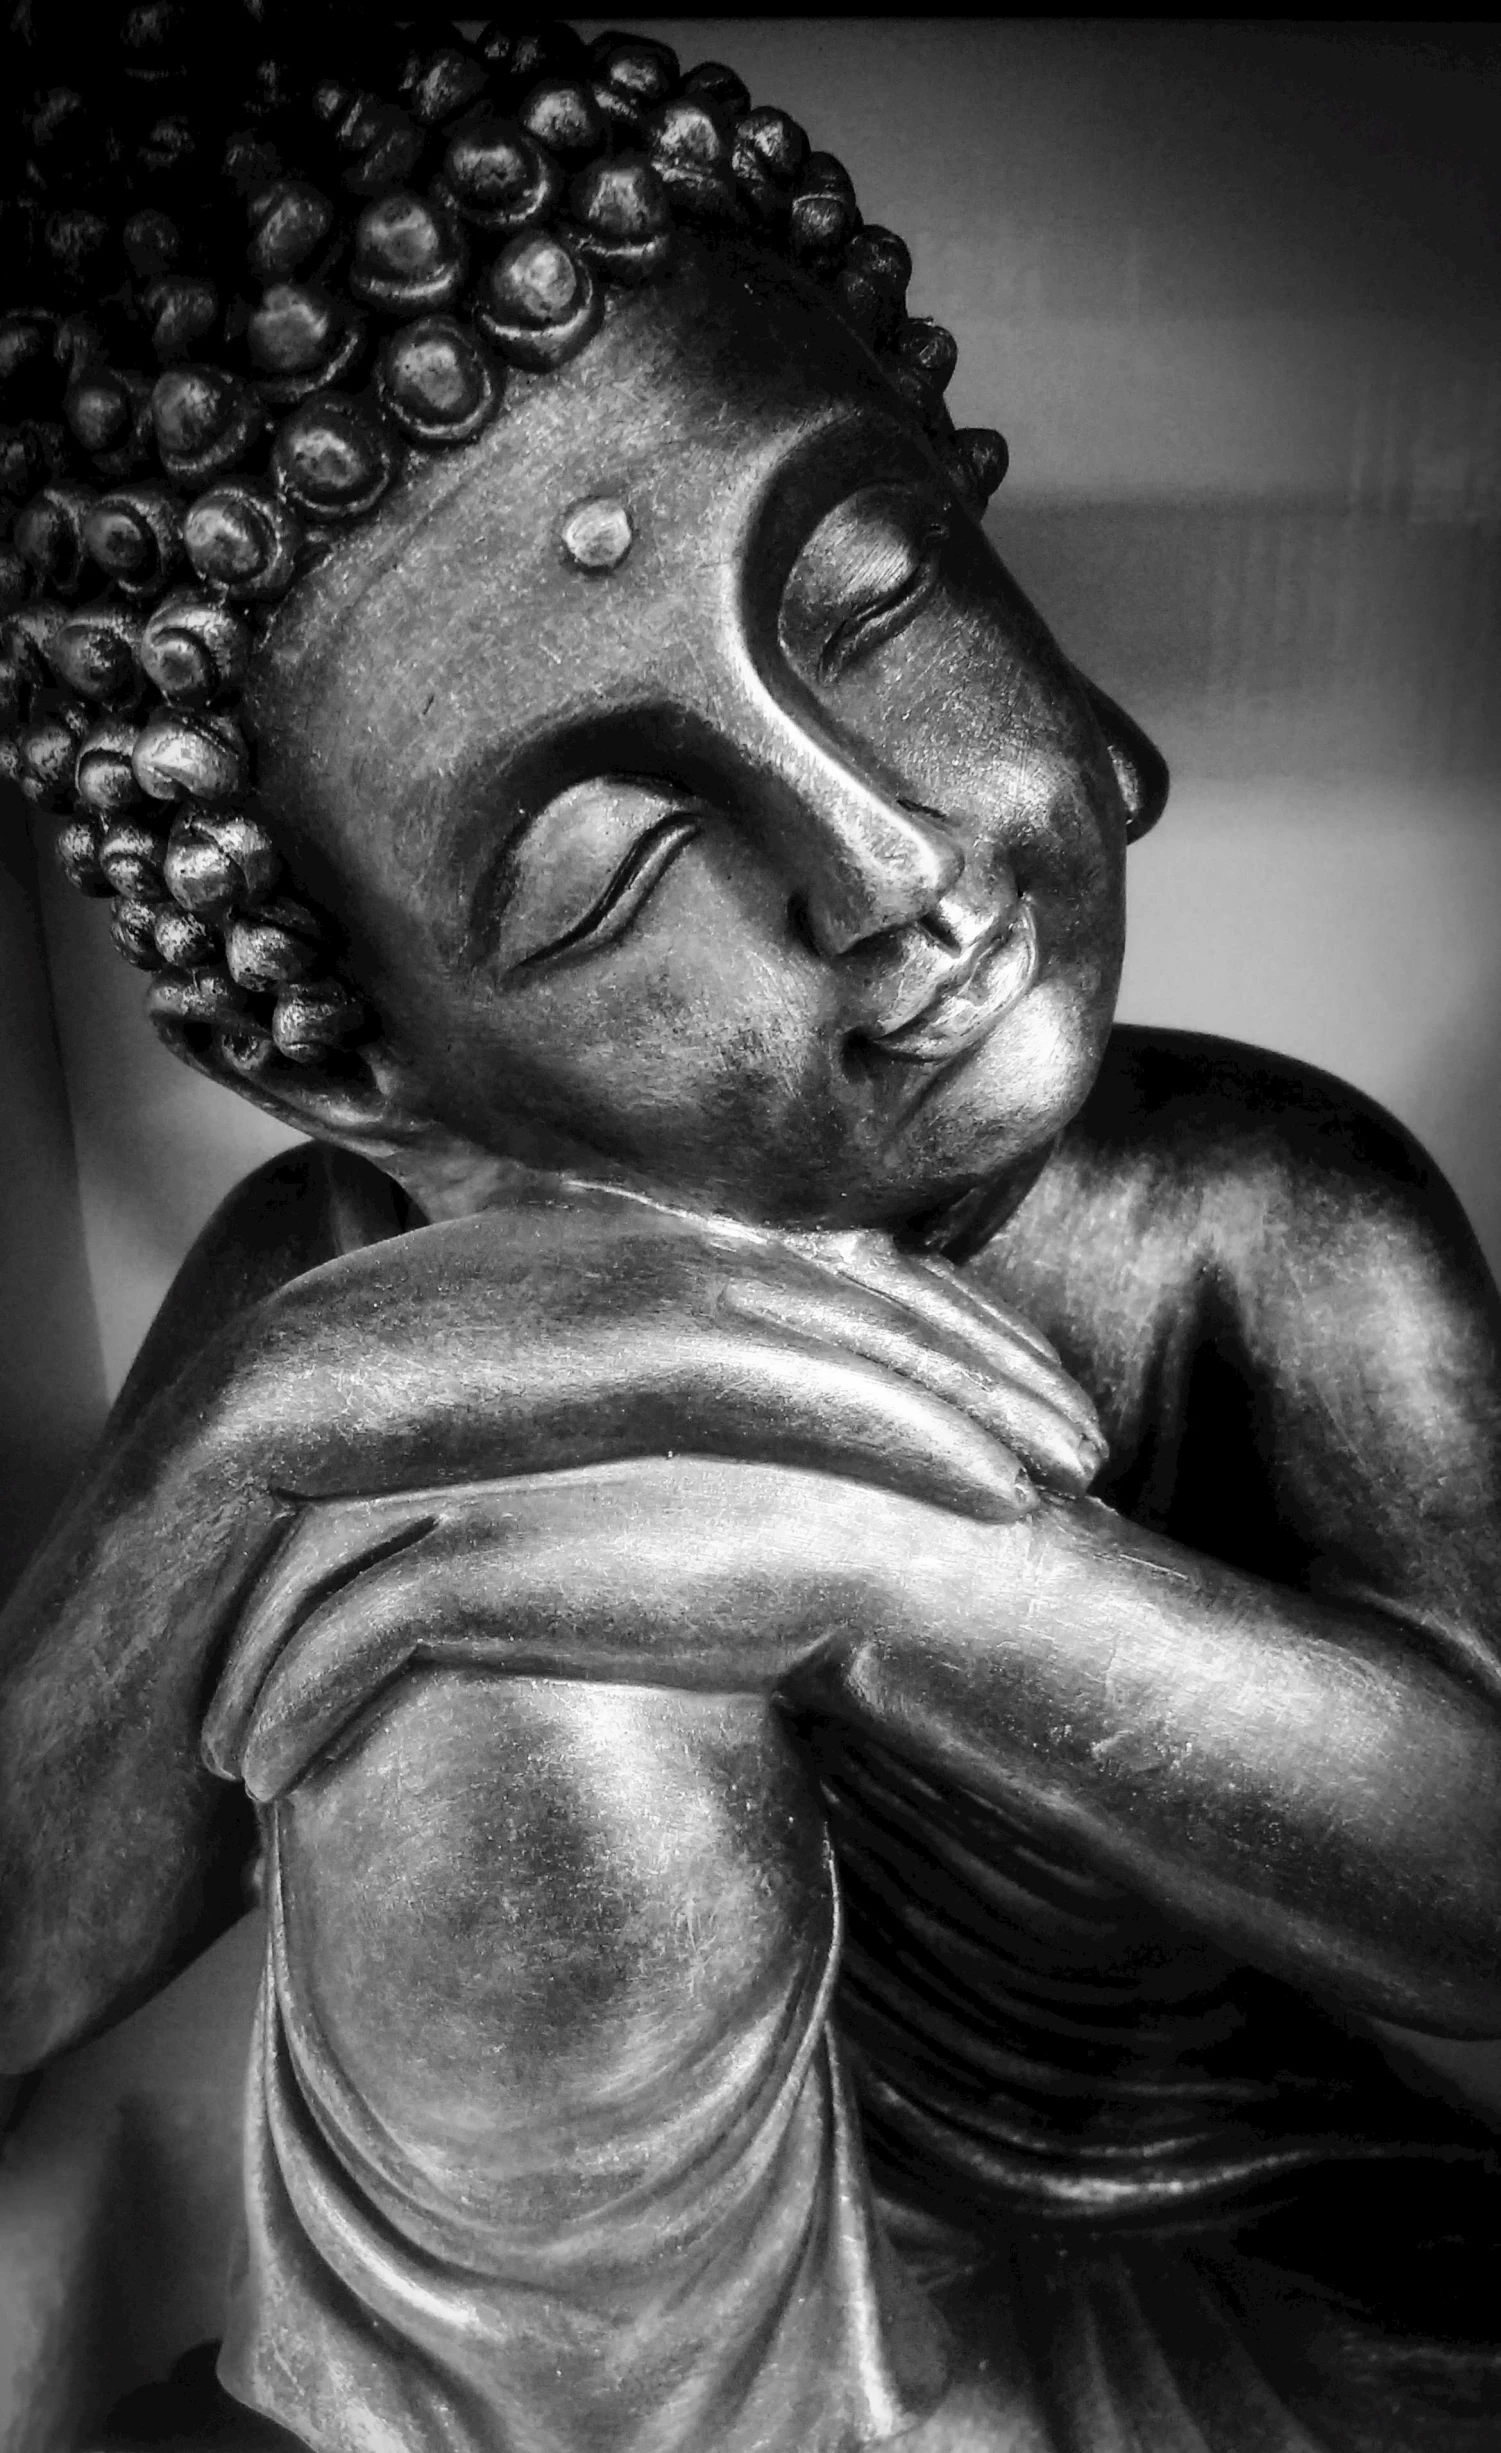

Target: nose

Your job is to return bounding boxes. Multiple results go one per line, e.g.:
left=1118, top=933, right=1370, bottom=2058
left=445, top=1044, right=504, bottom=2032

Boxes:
left=722, top=676, right=965, bottom=956
left=921, top=854, right=1020, bottom=957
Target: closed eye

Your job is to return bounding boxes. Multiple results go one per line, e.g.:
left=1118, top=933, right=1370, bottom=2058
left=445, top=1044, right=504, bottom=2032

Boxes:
left=513, top=809, right=701, bottom=969
left=818, top=532, right=944, bottom=681
left=779, top=482, right=950, bottom=688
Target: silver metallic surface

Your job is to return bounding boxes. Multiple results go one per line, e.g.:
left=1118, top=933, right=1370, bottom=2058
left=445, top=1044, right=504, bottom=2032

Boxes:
left=3, top=20, right=1501, bottom=2453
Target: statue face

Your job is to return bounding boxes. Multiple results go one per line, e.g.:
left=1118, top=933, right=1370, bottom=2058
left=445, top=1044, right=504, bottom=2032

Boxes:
left=252, top=240, right=1143, bottom=1229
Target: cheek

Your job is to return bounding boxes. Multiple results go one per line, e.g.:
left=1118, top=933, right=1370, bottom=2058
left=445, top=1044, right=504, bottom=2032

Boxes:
left=477, top=846, right=837, bottom=1145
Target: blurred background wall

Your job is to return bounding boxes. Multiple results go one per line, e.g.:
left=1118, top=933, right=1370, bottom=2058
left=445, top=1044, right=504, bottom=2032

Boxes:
left=4, top=17, right=1499, bottom=1591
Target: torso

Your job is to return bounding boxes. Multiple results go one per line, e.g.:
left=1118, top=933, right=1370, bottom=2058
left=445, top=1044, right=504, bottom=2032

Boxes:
left=136, top=1025, right=1472, bottom=2238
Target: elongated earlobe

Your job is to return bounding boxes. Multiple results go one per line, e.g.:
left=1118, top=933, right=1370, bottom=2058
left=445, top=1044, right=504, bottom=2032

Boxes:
left=1079, top=677, right=1169, bottom=842
left=146, top=1012, right=525, bottom=1220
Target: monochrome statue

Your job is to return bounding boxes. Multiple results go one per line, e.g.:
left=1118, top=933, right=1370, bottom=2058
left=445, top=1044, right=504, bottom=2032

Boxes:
left=2, top=11, right=1498, bottom=2449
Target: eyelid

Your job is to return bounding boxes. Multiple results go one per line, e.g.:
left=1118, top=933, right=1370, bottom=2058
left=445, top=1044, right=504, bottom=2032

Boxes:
left=512, top=809, right=700, bottom=969
left=818, top=528, right=945, bottom=682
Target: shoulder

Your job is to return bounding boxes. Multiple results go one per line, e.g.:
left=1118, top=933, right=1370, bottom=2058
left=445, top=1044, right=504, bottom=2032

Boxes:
left=972, top=1025, right=1499, bottom=1454
left=1068, top=1024, right=1449, bottom=1204
left=973, top=1030, right=1501, bottom=1586
left=108, top=1146, right=410, bottom=1441
left=1023, top=1023, right=1491, bottom=1301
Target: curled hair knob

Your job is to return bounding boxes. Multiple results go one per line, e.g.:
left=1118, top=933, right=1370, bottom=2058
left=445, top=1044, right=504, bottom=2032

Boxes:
left=151, top=366, right=266, bottom=484
left=646, top=99, right=739, bottom=229
left=271, top=975, right=369, bottom=1065
left=54, top=814, right=112, bottom=896
left=111, top=898, right=166, bottom=969
left=52, top=319, right=107, bottom=388
left=14, top=484, right=96, bottom=598
left=4, top=600, right=70, bottom=691
left=139, top=590, right=252, bottom=705
left=437, top=119, right=565, bottom=237
left=271, top=393, right=395, bottom=523
left=141, top=277, right=221, bottom=366
left=49, top=609, right=144, bottom=706
left=333, top=98, right=423, bottom=199
left=682, top=61, right=751, bottom=119
left=833, top=227, right=912, bottom=349
left=184, top=482, right=301, bottom=601
left=401, top=46, right=489, bottom=128
left=591, top=35, right=680, bottom=103
left=731, top=107, right=808, bottom=230
left=225, top=895, right=325, bottom=993
left=83, top=483, right=184, bottom=599
left=789, top=154, right=861, bottom=269
left=122, top=210, right=185, bottom=278
left=897, top=318, right=958, bottom=397
left=351, top=194, right=469, bottom=319
left=0, top=426, right=63, bottom=509
left=517, top=78, right=607, bottom=165
left=569, top=157, right=674, bottom=285
left=99, top=814, right=169, bottom=898
left=588, top=37, right=680, bottom=144
left=146, top=966, right=252, bottom=1031
left=16, top=700, right=89, bottom=807
left=951, top=426, right=1009, bottom=507
left=132, top=707, right=249, bottom=804
left=76, top=718, right=148, bottom=813
left=64, top=367, right=152, bottom=480
left=375, top=319, right=502, bottom=446
left=479, top=26, right=588, bottom=92
left=248, top=285, right=368, bottom=405
left=152, top=903, right=220, bottom=970
left=475, top=236, right=600, bottom=371
left=164, top=807, right=280, bottom=918
left=245, top=181, right=338, bottom=284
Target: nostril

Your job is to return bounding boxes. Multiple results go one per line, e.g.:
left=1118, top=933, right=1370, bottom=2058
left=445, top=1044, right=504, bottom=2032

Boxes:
left=786, top=892, right=821, bottom=958
left=897, top=794, right=949, bottom=827
left=920, top=905, right=963, bottom=953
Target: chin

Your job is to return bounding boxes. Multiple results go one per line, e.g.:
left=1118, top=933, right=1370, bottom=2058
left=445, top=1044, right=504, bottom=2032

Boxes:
left=897, top=981, right=1112, bottom=1182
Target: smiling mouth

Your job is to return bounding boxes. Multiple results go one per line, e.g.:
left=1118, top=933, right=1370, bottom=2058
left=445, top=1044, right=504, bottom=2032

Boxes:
left=862, top=900, right=1040, bottom=1065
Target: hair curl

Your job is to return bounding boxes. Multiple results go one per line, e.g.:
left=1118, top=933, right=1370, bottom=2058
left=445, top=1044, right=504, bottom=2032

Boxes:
left=1, top=7, right=1008, bottom=1080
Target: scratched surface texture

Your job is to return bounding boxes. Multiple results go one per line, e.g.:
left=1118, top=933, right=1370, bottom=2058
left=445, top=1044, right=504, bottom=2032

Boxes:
left=7, top=18, right=1496, bottom=1495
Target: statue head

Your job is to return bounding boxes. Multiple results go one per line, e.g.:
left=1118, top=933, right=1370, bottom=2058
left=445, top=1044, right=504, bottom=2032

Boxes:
left=2, top=10, right=1166, bottom=1240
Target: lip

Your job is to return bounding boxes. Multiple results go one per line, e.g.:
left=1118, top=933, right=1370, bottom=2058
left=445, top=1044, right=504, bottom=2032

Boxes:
left=862, top=899, right=1040, bottom=1065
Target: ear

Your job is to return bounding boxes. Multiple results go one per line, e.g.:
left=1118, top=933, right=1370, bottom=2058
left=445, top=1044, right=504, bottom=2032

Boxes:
left=148, top=1008, right=525, bottom=1222
left=1077, top=676, right=1170, bottom=842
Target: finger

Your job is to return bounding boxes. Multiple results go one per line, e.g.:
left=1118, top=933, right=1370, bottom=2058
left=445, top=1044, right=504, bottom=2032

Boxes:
left=258, top=1257, right=1043, bottom=1525
left=242, top=1194, right=1063, bottom=1507
left=798, top=1232, right=1101, bottom=1438
left=720, top=1273, right=1103, bottom=1497
left=791, top=1227, right=1061, bottom=1365
left=201, top=1491, right=441, bottom=1781
left=231, top=1460, right=880, bottom=1801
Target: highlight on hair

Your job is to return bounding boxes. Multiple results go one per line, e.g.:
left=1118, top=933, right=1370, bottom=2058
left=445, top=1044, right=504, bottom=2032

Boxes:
left=1, top=7, right=1009, bottom=1081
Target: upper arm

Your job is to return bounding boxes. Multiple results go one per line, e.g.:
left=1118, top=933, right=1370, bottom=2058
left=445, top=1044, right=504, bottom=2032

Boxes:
left=107, top=1144, right=410, bottom=1444
left=973, top=1027, right=1501, bottom=1700
left=1202, top=1058, right=1501, bottom=1698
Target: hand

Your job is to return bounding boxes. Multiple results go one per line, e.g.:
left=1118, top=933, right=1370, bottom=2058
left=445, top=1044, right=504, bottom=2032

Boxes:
left=198, top=1177, right=1105, bottom=1528
left=206, top=1452, right=1004, bottom=1800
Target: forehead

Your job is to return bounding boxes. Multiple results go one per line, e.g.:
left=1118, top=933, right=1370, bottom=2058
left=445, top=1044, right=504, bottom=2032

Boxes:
left=259, top=240, right=917, bottom=716
left=252, top=240, right=941, bottom=910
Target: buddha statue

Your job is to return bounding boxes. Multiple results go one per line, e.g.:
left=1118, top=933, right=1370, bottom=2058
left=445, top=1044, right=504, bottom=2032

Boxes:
left=2, top=11, right=1499, bottom=2451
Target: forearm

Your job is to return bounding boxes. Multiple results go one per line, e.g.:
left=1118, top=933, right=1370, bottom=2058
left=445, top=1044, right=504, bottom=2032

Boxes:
left=820, top=1496, right=1501, bottom=2036
left=0, top=1434, right=288, bottom=2069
